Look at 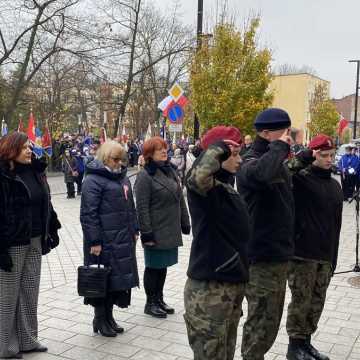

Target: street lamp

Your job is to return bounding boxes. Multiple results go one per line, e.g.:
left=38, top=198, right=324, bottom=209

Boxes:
left=194, top=0, right=203, bottom=141
left=349, top=60, right=360, bottom=139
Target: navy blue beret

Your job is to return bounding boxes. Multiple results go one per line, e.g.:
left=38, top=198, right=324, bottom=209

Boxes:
left=254, top=108, right=291, bottom=131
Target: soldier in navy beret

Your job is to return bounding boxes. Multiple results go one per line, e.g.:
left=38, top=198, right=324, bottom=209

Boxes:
left=237, top=108, right=294, bottom=360
left=286, top=134, right=342, bottom=360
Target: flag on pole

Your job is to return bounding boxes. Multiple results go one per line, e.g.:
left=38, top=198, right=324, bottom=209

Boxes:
left=337, top=114, right=349, bottom=135
left=145, top=123, right=152, bottom=141
left=121, top=125, right=128, bottom=143
left=42, top=125, right=52, bottom=157
left=17, top=118, right=24, bottom=132
left=158, top=96, right=173, bottom=112
left=99, top=127, right=107, bottom=144
left=1, top=118, right=8, bottom=137
left=162, top=94, right=189, bottom=117
left=27, top=113, right=43, bottom=158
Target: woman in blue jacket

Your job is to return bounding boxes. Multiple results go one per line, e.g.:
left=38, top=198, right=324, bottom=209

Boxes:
left=80, top=141, right=139, bottom=337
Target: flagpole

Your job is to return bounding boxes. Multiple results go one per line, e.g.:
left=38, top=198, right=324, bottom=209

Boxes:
left=194, top=0, right=203, bottom=141
left=349, top=60, right=360, bottom=139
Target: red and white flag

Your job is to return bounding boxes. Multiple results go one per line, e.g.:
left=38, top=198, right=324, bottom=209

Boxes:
left=337, top=114, right=349, bottom=135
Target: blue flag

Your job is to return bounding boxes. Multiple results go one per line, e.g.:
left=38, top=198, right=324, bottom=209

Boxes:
left=1, top=119, right=8, bottom=136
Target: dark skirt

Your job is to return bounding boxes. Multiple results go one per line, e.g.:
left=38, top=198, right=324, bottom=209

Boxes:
left=84, top=290, right=131, bottom=308
left=144, top=247, right=178, bottom=269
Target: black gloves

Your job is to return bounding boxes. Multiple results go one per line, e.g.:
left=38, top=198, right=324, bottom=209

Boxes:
left=212, top=141, right=232, bottom=162
left=0, top=252, right=13, bottom=272
left=297, top=149, right=315, bottom=165
left=141, top=232, right=156, bottom=246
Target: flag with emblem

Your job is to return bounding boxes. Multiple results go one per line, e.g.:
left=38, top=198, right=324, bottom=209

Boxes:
left=27, top=112, right=43, bottom=158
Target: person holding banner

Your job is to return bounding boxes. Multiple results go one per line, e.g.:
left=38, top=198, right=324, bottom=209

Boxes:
left=0, top=132, right=61, bottom=358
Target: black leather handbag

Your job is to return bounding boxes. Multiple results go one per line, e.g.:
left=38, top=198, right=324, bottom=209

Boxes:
left=77, top=257, right=111, bottom=298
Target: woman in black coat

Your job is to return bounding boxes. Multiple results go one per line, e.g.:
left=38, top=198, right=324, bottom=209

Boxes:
left=0, top=132, right=61, bottom=359
left=80, top=140, right=139, bottom=338
left=135, top=136, right=190, bottom=319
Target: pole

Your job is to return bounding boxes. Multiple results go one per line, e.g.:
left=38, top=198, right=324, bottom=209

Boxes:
left=349, top=60, right=360, bottom=139
left=193, top=0, right=203, bottom=141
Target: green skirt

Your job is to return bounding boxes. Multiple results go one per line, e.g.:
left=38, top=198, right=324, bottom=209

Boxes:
left=144, top=247, right=178, bottom=269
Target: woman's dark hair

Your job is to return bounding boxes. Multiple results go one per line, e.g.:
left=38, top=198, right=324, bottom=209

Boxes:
left=0, top=132, right=29, bottom=162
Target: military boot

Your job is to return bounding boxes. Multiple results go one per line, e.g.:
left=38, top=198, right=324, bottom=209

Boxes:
left=305, top=336, right=330, bottom=360
left=93, top=305, right=117, bottom=337
left=144, top=295, right=167, bottom=318
left=287, top=338, right=316, bottom=360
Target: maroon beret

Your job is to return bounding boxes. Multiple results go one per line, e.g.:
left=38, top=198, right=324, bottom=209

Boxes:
left=309, top=134, right=334, bottom=151
left=201, top=126, right=242, bottom=150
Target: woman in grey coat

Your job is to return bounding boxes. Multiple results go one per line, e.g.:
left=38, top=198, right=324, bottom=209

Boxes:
left=135, top=136, right=190, bottom=318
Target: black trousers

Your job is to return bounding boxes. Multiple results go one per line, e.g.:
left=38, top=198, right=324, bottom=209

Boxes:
left=341, top=174, right=357, bottom=199
left=143, top=267, right=167, bottom=299
left=76, top=173, right=84, bottom=194
left=66, top=182, right=75, bottom=197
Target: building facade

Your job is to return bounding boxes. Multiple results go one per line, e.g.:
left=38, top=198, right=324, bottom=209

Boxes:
left=269, top=73, right=330, bottom=142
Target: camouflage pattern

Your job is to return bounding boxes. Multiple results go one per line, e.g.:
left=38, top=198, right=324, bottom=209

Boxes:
left=186, top=144, right=236, bottom=196
left=184, top=278, right=245, bottom=360
left=286, top=259, right=332, bottom=339
left=241, top=262, right=288, bottom=360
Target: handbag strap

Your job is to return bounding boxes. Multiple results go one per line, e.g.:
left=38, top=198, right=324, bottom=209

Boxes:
left=86, top=254, right=102, bottom=268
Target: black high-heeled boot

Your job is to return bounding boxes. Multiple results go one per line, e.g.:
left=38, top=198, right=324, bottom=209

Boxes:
left=105, top=303, right=124, bottom=334
left=93, top=305, right=117, bottom=337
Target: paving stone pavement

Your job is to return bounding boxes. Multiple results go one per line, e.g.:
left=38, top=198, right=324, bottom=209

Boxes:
left=26, top=176, right=360, bottom=360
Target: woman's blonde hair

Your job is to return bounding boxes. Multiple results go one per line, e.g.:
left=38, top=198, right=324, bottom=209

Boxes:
left=96, top=140, right=126, bottom=164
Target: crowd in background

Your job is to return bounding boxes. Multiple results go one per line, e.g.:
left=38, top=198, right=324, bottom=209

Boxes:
left=52, top=133, right=203, bottom=198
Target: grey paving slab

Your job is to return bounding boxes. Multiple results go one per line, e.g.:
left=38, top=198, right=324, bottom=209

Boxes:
left=23, top=176, right=360, bottom=359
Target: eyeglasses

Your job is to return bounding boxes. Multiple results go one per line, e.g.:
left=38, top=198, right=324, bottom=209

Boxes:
left=110, top=157, right=122, bottom=162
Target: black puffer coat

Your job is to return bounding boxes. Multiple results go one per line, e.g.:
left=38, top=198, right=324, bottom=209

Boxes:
left=80, top=160, right=139, bottom=291
left=0, top=158, right=61, bottom=256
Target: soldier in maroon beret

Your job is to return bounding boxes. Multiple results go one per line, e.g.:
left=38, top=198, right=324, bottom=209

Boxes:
left=286, top=134, right=343, bottom=360
left=184, top=126, right=251, bottom=360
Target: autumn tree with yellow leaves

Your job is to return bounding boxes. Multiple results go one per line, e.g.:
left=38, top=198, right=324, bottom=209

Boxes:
left=308, top=83, right=339, bottom=137
left=190, top=19, right=273, bottom=136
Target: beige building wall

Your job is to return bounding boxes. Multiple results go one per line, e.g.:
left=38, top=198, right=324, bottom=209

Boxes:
left=269, top=73, right=330, bottom=142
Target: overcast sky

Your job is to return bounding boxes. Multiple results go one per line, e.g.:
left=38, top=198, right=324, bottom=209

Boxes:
left=150, top=0, right=359, bottom=99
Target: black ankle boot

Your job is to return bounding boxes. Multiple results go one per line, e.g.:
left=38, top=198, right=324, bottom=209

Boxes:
left=158, top=294, right=175, bottom=314
left=287, top=338, right=316, bottom=360
left=93, top=306, right=117, bottom=337
left=144, top=296, right=167, bottom=318
left=105, top=303, right=124, bottom=334
left=305, top=336, right=329, bottom=360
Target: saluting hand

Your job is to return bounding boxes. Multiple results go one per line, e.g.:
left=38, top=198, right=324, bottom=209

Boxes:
left=279, top=128, right=292, bottom=145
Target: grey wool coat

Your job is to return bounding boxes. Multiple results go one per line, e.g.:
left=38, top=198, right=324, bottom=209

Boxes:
left=134, top=161, right=191, bottom=249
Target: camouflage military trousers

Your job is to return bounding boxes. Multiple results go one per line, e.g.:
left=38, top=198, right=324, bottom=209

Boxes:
left=241, top=262, right=288, bottom=360
left=184, top=278, right=246, bottom=360
left=286, top=260, right=332, bottom=339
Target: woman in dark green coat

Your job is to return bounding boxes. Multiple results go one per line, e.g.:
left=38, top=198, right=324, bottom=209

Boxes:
left=135, top=136, right=190, bottom=318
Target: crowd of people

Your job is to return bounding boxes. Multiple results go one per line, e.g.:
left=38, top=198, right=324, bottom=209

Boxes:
left=0, top=108, right=344, bottom=360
